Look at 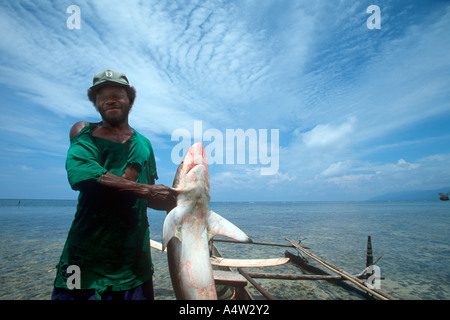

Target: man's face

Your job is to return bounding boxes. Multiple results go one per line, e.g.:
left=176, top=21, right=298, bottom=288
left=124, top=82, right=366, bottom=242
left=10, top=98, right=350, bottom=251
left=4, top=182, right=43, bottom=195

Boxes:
left=95, top=86, right=131, bottom=125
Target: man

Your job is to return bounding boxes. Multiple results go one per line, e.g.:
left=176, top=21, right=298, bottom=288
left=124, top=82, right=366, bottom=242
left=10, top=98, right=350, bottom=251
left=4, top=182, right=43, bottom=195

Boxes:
left=52, top=69, right=177, bottom=300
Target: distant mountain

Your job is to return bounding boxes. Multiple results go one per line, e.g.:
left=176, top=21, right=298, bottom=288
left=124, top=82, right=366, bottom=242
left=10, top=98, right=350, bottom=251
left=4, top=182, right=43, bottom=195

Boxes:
left=368, top=187, right=450, bottom=201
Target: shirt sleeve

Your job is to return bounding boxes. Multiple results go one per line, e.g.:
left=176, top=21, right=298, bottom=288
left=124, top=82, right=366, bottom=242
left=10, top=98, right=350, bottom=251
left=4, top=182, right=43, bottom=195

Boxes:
left=146, top=139, right=158, bottom=184
left=126, top=132, right=158, bottom=185
left=65, top=130, right=107, bottom=191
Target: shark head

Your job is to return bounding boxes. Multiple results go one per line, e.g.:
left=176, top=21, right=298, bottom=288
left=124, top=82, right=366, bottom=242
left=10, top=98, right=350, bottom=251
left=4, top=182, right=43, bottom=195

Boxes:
left=172, top=142, right=210, bottom=190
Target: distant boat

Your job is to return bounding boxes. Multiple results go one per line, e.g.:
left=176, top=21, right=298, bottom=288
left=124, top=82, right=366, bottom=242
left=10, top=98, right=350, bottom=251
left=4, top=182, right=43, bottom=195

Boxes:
left=439, top=192, right=449, bottom=201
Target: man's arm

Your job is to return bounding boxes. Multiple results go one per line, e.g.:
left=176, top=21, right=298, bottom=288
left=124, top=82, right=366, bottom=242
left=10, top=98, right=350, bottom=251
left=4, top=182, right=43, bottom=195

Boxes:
left=67, top=121, right=176, bottom=211
left=70, top=121, right=90, bottom=140
left=98, top=172, right=177, bottom=212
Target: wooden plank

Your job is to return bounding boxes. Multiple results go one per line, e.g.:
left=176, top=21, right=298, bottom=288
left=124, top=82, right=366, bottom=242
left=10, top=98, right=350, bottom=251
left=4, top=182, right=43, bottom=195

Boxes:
left=212, top=244, right=254, bottom=301
left=150, top=239, right=166, bottom=252
left=213, top=270, right=248, bottom=287
left=286, top=238, right=395, bottom=300
left=285, top=250, right=329, bottom=275
left=211, top=256, right=290, bottom=268
left=237, top=268, right=277, bottom=300
left=213, top=238, right=310, bottom=249
left=152, top=239, right=290, bottom=267
left=245, top=272, right=371, bottom=281
left=366, top=236, right=373, bottom=267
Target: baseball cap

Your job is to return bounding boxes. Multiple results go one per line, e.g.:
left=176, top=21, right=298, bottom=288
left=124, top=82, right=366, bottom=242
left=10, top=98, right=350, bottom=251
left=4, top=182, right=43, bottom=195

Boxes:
left=89, top=69, right=131, bottom=93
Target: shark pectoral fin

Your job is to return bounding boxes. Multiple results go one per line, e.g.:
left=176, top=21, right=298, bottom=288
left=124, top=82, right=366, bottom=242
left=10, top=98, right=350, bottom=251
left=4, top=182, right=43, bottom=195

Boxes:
left=207, top=210, right=252, bottom=243
left=162, top=206, right=183, bottom=252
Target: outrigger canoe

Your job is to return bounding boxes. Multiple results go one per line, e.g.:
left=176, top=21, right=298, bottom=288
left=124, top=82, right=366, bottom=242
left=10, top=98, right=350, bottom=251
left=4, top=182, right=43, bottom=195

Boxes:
left=150, top=239, right=289, bottom=300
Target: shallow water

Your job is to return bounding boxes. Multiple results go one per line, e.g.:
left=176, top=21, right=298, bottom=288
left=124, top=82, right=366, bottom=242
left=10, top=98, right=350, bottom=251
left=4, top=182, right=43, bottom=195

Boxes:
left=0, top=200, right=449, bottom=300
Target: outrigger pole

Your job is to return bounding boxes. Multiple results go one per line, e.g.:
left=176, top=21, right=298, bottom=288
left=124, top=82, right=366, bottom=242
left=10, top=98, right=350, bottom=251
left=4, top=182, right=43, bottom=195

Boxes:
left=285, top=238, right=395, bottom=300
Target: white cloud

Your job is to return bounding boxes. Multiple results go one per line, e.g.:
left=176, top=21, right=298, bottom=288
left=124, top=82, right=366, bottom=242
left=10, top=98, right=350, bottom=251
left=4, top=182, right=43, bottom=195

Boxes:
left=392, top=159, right=420, bottom=171
left=268, top=172, right=296, bottom=185
left=6, top=1, right=279, bottom=136
left=0, top=1, right=449, bottom=200
left=321, top=157, right=441, bottom=198
left=302, top=117, right=356, bottom=150
left=320, top=161, right=351, bottom=178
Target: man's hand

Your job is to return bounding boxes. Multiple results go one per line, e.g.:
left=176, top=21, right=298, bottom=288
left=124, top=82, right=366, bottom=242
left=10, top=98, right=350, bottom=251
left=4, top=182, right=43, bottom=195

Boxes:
left=145, top=184, right=178, bottom=212
left=98, top=172, right=178, bottom=211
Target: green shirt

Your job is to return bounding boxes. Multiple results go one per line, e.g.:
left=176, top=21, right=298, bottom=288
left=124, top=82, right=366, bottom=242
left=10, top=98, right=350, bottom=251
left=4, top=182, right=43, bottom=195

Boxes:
left=54, top=124, right=158, bottom=298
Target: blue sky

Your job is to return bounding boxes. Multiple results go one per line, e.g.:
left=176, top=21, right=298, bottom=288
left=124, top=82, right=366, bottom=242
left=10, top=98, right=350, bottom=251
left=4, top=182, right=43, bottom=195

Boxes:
left=0, top=0, right=449, bottom=201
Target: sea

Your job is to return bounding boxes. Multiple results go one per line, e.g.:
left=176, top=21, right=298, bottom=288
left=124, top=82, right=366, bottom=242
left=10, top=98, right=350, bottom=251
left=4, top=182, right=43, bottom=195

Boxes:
left=0, top=199, right=449, bottom=300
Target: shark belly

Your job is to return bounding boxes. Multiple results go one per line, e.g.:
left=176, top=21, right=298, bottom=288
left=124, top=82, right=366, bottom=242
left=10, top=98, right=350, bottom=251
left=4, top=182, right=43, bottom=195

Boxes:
left=162, top=143, right=251, bottom=300
left=167, top=213, right=217, bottom=299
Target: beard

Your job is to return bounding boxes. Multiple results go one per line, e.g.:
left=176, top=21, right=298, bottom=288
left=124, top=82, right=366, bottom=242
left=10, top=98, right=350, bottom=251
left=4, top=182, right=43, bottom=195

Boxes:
left=97, top=103, right=131, bottom=126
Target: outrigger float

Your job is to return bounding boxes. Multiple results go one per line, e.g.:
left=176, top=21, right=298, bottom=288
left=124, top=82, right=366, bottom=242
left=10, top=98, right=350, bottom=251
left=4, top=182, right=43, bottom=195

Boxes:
left=151, top=235, right=395, bottom=300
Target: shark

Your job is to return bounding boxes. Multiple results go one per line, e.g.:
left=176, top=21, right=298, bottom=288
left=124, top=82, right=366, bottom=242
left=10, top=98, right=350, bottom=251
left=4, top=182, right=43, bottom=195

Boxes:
left=162, top=142, right=251, bottom=300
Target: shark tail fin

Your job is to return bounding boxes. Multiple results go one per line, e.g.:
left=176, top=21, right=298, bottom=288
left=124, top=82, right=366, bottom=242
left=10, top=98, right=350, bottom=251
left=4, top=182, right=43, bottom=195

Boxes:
left=207, top=210, right=252, bottom=243
left=162, top=206, right=183, bottom=252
